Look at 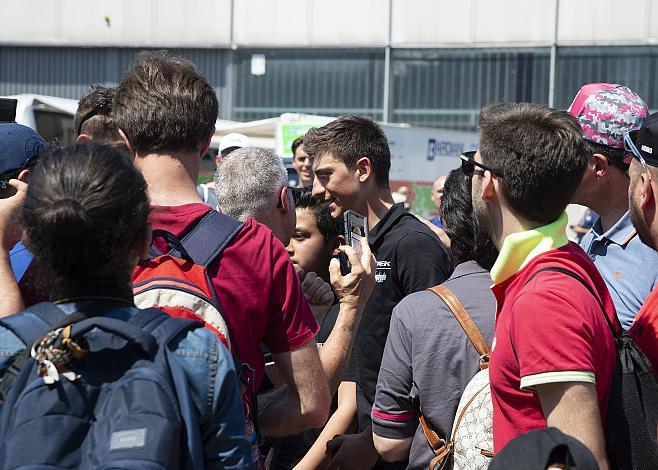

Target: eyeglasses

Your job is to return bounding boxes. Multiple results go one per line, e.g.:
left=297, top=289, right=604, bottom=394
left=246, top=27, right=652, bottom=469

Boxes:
left=277, top=186, right=304, bottom=208
left=76, top=101, right=111, bottom=136
left=623, top=130, right=650, bottom=173
left=459, top=151, right=504, bottom=178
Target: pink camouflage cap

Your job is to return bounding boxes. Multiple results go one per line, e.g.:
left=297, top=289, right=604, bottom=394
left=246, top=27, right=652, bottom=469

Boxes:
left=568, top=83, right=649, bottom=149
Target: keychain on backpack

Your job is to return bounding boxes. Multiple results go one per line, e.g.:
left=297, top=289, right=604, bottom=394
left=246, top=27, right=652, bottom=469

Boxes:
left=31, top=325, right=87, bottom=384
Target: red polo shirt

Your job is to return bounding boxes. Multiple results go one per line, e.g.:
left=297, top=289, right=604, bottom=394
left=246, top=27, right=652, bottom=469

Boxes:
left=630, top=288, right=658, bottom=372
left=490, top=238, right=616, bottom=452
left=149, top=203, right=319, bottom=389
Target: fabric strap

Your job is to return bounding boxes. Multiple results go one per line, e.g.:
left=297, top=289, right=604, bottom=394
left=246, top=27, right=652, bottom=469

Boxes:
left=417, top=284, right=491, bottom=469
left=427, top=284, right=490, bottom=357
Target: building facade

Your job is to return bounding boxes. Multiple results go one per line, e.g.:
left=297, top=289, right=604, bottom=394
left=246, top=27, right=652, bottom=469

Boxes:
left=1, top=0, right=657, bottom=130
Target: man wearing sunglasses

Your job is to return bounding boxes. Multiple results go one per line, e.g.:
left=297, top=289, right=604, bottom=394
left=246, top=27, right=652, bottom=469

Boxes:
left=472, top=103, right=615, bottom=470
left=625, top=113, right=658, bottom=373
left=567, top=83, right=656, bottom=330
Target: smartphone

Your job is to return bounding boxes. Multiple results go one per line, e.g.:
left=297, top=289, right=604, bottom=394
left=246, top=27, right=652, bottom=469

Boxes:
left=339, top=210, right=368, bottom=275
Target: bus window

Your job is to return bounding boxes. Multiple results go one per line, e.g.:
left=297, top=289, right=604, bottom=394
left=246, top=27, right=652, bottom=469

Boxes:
left=34, top=110, right=75, bottom=146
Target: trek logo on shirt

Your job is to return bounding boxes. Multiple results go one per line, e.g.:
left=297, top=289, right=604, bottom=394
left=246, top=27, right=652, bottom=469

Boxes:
left=376, top=260, right=391, bottom=283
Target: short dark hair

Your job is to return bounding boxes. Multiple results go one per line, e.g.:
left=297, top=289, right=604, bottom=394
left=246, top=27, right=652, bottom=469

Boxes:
left=479, top=103, right=587, bottom=224
left=113, top=50, right=218, bottom=154
left=22, top=144, right=149, bottom=287
left=583, top=139, right=629, bottom=174
left=74, top=86, right=116, bottom=136
left=441, top=168, right=498, bottom=270
left=296, top=192, right=343, bottom=242
left=291, top=136, right=304, bottom=157
left=304, top=114, right=391, bottom=188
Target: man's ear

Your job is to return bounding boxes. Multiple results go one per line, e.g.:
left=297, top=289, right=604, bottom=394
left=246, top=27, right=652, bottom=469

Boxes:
left=331, top=234, right=346, bottom=256
left=356, top=156, right=372, bottom=183
left=117, top=128, right=136, bottom=157
left=638, top=172, right=654, bottom=211
left=592, top=153, right=609, bottom=178
left=76, top=133, right=93, bottom=144
left=198, top=130, right=214, bottom=159
left=480, top=171, right=497, bottom=202
left=279, top=187, right=291, bottom=214
left=17, top=169, right=30, bottom=183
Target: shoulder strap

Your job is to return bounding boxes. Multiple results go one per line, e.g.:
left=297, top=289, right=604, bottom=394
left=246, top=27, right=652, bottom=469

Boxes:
left=173, top=210, right=244, bottom=267
left=526, top=266, right=619, bottom=336
left=0, top=302, right=67, bottom=346
left=133, top=309, right=204, bottom=345
left=427, top=284, right=490, bottom=357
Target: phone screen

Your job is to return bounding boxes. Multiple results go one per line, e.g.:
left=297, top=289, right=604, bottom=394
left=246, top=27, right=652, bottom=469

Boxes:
left=340, top=210, right=368, bottom=274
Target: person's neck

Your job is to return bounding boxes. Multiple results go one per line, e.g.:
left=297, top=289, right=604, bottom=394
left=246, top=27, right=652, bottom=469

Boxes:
left=587, top=183, right=629, bottom=233
left=495, top=210, right=543, bottom=251
left=365, top=188, right=395, bottom=231
left=134, top=151, right=203, bottom=206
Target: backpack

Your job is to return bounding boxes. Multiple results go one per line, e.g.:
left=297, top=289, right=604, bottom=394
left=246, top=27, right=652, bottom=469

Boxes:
left=419, top=285, right=493, bottom=470
left=530, top=267, right=658, bottom=470
left=133, top=210, right=262, bottom=463
left=133, top=210, right=244, bottom=352
left=0, top=302, right=210, bottom=469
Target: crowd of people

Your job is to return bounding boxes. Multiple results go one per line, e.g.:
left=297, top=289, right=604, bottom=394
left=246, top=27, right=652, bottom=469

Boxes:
left=0, top=51, right=656, bottom=470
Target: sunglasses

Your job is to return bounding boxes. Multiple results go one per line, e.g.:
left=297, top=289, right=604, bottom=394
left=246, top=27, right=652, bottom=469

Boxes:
left=277, top=186, right=304, bottom=208
left=623, top=131, right=651, bottom=173
left=460, top=151, right=504, bottom=178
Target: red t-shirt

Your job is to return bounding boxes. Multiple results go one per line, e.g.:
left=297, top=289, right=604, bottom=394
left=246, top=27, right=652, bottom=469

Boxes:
left=490, top=242, right=616, bottom=452
left=630, top=288, right=658, bottom=372
left=149, top=203, right=319, bottom=389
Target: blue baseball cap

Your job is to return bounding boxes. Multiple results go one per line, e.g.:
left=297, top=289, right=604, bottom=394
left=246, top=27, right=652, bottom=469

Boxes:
left=0, top=123, right=48, bottom=176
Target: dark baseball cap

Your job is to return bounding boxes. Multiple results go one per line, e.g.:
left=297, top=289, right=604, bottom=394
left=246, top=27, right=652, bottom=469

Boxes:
left=488, top=428, right=599, bottom=470
left=624, top=112, right=658, bottom=168
left=0, top=123, right=48, bottom=176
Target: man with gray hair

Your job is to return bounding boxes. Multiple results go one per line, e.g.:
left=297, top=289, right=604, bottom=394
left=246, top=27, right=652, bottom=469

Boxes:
left=215, top=147, right=297, bottom=245
left=215, top=147, right=376, bottom=462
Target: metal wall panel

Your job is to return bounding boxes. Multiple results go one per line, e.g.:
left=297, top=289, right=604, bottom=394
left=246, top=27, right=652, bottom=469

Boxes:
left=554, top=46, right=658, bottom=110
left=391, top=48, right=550, bottom=130
left=0, top=0, right=232, bottom=46
left=234, top=0, right=389, bottom=45
left=3, top=0, right=658, bottom=47
left=232, top=49, right=385, bottom=121
left=559, top=0, right=654, bottom=44
left=2, top=45, right=656, bottom=133
left=0, top=47, right=232, bottom=118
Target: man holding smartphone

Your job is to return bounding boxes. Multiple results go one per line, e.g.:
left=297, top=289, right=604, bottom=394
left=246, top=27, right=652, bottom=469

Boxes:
left=305, top=114, right=453, bottom=470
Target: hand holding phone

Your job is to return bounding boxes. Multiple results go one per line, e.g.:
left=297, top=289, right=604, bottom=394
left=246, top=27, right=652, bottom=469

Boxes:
left=339, top=210, right=368, bottom=275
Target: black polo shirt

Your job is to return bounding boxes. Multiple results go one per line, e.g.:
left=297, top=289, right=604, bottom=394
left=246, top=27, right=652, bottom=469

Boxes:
left=355, top=203, right=453, bottom=433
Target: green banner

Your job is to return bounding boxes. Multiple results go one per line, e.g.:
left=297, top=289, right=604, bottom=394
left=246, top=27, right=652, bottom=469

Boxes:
left=280, top=123, right=316, bottom=159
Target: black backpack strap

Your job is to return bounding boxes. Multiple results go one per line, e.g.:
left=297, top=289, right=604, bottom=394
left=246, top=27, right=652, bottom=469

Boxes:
left=526, top=266, right=620, bottom=336
left=0, top=302, right=67, bottom=346
left=173, top=210, right=244, bottom=267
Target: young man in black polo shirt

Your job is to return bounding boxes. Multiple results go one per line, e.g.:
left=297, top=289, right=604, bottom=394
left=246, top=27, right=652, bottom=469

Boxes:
left=305, top=115, right=453, bottom=469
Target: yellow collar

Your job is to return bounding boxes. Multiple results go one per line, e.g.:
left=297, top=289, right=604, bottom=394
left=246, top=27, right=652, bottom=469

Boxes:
left=491, top=212, right=569, bottom=284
